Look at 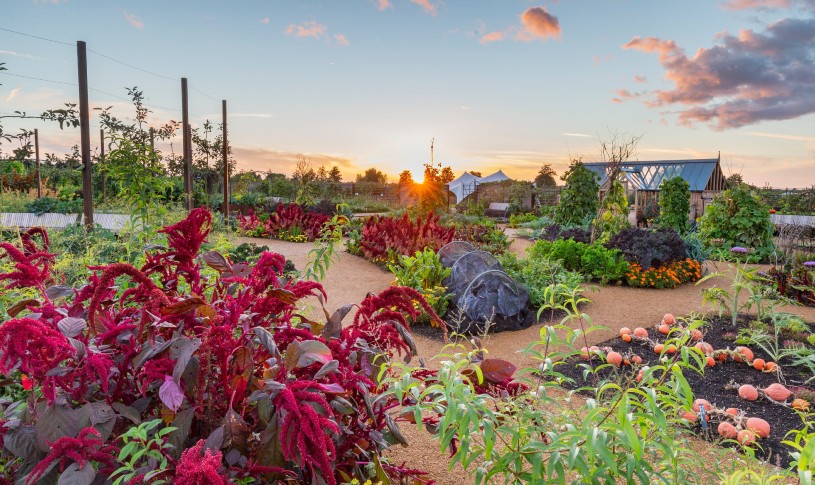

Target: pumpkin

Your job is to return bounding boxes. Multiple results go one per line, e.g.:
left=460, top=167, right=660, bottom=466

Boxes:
left=737, top=429, right=756, bottom=445
left=694, top=342, right=713, bottom=355
left=665, top=345, right=677, bottom=354
left=631, top=355, right=643, bottom=365
left=725, top=407, right=740, bottom=415
left=633, top=327, right=648, bottom=338
left=738, top=384, right=759, bottom=401
left=681, top=411, right=697, bottom=422
left=662, top=313, right=675, bottom=325
left=763, top=383, right=791, bottom=401
left=717, top=422, right=738, bottom=439
left=606, top=351, right=623, bottom=367
left=733, top=346, right=754, bottom=363
left=636, top=369, right=644, bottom=382
left=580, top=347, right=591, bottom=360
left=621, top=334, right=632, bottom=343
left=654, top=344, right=664, bottom=354
left=619, top=327, right=631, bottom=336
left=658, top=324, right=670, bottom=335
left=752, top=358, right=765, bottom=371
left=763, top=361, right=778, bottom=372
left=792, top=399, right=810, bottom=411
left=690, top=329, right=703, bottom=341
left=692, top=398, right=712, bottom=413
left=745, top=417, right=770, bottom=438
left=705, top=356, right=716, bottom=367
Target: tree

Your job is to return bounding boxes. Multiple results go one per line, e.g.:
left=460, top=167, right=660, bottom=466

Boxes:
left=440, top=166, right=455, bottom=184
left=554, top=160, right=599, bottom=225
left=398, top=170, right=414, bottom=186
left=658, top=176, right=691, bottom=234
left=469, top=171, right=482, bottom=177
left=356, top=168, right=387, bottom=184
left=592, top=132, right=640, bottom=241
left=535, top=164, right=557, bottom=187
left=411, top=163, right=448, bottom=215
left=328, top=166, right=342, bottom=182
left=726, top=173, right=744, bottom=187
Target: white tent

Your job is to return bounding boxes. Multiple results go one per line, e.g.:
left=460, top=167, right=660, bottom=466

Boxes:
left=447, top=170, right=511, bottom=203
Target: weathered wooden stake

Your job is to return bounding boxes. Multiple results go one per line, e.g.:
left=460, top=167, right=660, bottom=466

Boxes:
left=222, top=99, right=229, bottom=217
left=77, top=40, right=93, bottom=229
left=34, top=128, right=41, bottom=199
left=181, top=78, right=192, bottom=211
left=100, top=129, right=106, bottom=204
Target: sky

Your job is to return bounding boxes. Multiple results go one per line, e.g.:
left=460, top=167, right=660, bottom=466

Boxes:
left=1, top=0, right=814, bottom=187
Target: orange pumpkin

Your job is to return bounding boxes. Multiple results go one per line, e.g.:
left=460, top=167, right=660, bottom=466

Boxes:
left=619, top=327, right=631, bottom=337
left=692, top=398, right=712, bottom=413
left=654, top=344, right=664, bottom=354
left=694, top=342, right=714, bottom=355
left=633, top=327, right=648, bottom=338
left=725, top=407, right=740, bottom=415
left=717, top=422, right=738, bottom=439
left=658, top=324, right=670, bottom=335
left=690, top=329, right=703, bottom=341
left=734, top=346, right=754, bottom=363
left=705, top=356, right=716, bottom=367
left=662, top=313, right=675, bottom=325
left=665, top=345, right=677, bottom=354
left=621, top=334, right=632, bottom=343
left=763, top=383, right=791, bottom=401
left=737, top=429, right=756, bottom=446
left=606, top=351, right=623, bottom=367
left=580, top=347, right=591, bottom=360
left=631, top=355, right=643, bottom=365
left=738, top=384, right=759, bottom=401
left=746, top=417, right=770, bottom=438
left=763, top=361, right=778, bottom=372
left=681, top=411, right=697, bottom=422
left=752, top=359, right=765, bottom=371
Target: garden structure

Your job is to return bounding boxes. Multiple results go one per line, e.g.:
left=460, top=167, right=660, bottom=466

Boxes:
left=583, top=156, right=728, bottom=223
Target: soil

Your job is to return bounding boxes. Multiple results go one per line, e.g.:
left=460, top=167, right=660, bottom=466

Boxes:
left=556, top=314, right=814, bottom=468
left=234, top=233, right=815, bottom=482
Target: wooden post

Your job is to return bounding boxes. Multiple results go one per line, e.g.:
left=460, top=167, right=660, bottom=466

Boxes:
left=149, top=127, right=155, bottom=151
left=100, top=129, right=106, bottom=204
left=222, top=99, right=229, bottom=217
left=181, top=78, right=192, bottom=211
left=77, top=40, right=93, bottom=229
left=34, top=129, right=41, bottom=199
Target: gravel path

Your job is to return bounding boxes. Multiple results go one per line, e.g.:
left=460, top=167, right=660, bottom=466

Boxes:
left=235, top=234, right=815, bottom=482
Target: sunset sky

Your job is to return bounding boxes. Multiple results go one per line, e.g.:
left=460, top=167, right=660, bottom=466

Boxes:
left=2, top=0, right=814, bottom=187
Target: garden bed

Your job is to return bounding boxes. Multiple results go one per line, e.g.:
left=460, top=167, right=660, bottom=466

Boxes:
left=557, top=313, right=814, bottom=467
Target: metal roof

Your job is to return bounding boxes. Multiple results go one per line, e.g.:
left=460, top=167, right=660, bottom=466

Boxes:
left=582, top=159, right=719, bottom=191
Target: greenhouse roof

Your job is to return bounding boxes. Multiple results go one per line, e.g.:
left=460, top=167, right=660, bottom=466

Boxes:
left=582, top=158, right=720, bottom=191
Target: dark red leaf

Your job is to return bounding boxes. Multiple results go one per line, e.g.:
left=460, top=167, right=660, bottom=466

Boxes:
left=480, top=358, right=517, bottom=384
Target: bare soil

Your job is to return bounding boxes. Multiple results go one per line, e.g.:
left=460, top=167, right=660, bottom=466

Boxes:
left=235, top=234, right=815, bottom=482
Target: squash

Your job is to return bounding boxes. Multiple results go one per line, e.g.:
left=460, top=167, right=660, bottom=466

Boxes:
left=733, top=346, right=754, bottom=363
left=633, top=327, right=648, bottom=338
left=752, top=358, right=765, bottom=371
left=658, top=324, right=670, bottom=335
left=692, top=398, right=712, bottom=413
left=725, top=407, right=740, bottom=415
left=763, top=361, right=778, bottom=372
left=717, top=422, right=738, bottom=439
left=738, top=384, right=759, bottom=401
left=690, top=329, right=703, bottom=341
left=705, top=356, right=716, bottom=367
left=654, top=343, right=664, bottom=354
left=737, top=429, right=756, bottom=446
left=763, top=383, right=791, bottom=401
left=745, top=417, right=770, bottom=438
left=681, top=411, right=697, bottom=422
left=606, top=351, right=623, bottom=367
left=619, top=327, right=631, bottom=336
left=662, top=313, right=675, bottom=325
left=694, top=342, right=713, bottom=355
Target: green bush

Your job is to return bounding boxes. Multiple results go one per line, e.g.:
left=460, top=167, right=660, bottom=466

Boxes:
left=389, top=248, right=452, bottom=323
left=699, top=184, right=775, bottom=261
left=499, top=252, right=583, bottom=312
left=594, top=179, right=629, bottom=242
left=24, top=196, right=83, bottom=215
left=554, top=161, right=599, bottom=226
left=659, top=176, right=691, bottom=234
left=528, top=238, right=628, bottom=283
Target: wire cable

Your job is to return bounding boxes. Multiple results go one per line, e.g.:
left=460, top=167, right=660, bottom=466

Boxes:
left=2, top=72, right=76, bottom=87
left=0, top=26, right=73, bottom=46
left=87, top=48, right=179, bottom=82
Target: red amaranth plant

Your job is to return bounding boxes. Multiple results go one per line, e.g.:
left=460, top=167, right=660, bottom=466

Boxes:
left=0, top=210, right=437, bottom=484
left=237, top=203, right=329, bottom=241
left=26, top=428, right=118, bottom=484
left=358, top=212, right=455, bottom=264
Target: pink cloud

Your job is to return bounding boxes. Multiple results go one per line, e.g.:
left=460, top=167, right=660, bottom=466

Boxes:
left=122, top=10, right=144, bottom=30
left=480, top=31, right=505, bottom=44
left=285, top=21, right=328, bottom=39
left=260, top=17, right=270, bottom=24
left=334, top=33, right=350, bottom=46
left=621, top=17, right=815, bottom=129
left=721, top=0, right=791, bottom=10
left=516, top=7, right=560, bottom=41
left=410, top=0, right=437, bottom=15
left=633, top=75, right=647, bottom=83
left=378, top=0, right=393, bottom=10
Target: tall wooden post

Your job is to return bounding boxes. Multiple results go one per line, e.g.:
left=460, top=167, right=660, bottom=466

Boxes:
left=100, top=129, right=106, bottom=204
left=181, top=78, right=192, bottom=211
left=222, top=99, right=229, bottom=217
left=34, top=129, right=41, bottom=199
left=77, top=40, right=93, bottom=229
left=149, top=127, right=155, bottom=151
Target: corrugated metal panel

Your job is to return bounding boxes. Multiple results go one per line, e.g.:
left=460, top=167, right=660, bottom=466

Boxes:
left=86, top=213, right=130, bottom=232
left=771, top=214, right=815, bottom=227
left=0, top=213, right=80, bottom=229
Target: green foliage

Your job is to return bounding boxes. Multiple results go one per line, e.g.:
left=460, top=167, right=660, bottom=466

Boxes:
left=782, top=413, right=815, bottom=483
left=528, top=239, right=628, bottom=284
left=554, top=161, right=599, bottom=225
left=682, top=231, right=709, bottom=264
left=111, top=419, right=175, bottom=485
left=384, top=297, right=713, bottom=484
left=301, top=205, right=349, bottom=281
left=24, top=196, right=83, bottom=215
left=389, top=247, right=452, bottom=322
left=508, top=212, right=537, bottom=228
left=659, top=176, right=691, bottom=234
left=699, top=184, right=775, bottom=261
left=498, top=252, right=583, bottom=320
left=594, top=179, right=629, bottom=242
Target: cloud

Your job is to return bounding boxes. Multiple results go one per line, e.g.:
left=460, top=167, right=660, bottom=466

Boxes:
left=562, top=132, right=592, bottom=137
left=721, top=0, right=791, bottom=10
left=480, top=31, right=505, bottom=44
left=633, top=75, right=647, bottom=83
left=122, top=10, right=144, bottom=29
left=516, top=7, right=561, bottom=41
left=334, top=33, right=350, bottom=46
left=747, top=131, right=815, bottom=142
left=378, top=0, right=392, bottom=10
left=5, top=87, right=21, bottom=102
left=621, top=16, right=815, bottom=129
left=285, top=21, right=328, bottom=39
left=0, top=50, right=48, bottom=61
left=260, top=17, right=270, bottom=24
left=409, top=0, right=438, bottom=15
left=231, top=147, right=358, bottom=175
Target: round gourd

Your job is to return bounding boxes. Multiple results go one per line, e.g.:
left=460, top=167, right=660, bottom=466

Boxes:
left=619, top=327, right=631, bottom=336
left=734, top=346, right=754, bottom=363
left=692, top=398, right=712, bottom=413
left=633, top=327, right=648, bottom=338
left=580, top=347, right=591, bottom=360
left=606, top=351, right=623, bottom=367
left=690, top=329, right=703, bottom=341
left=717, top=422, right=738, bottom=439
left=662, top=313, right=675, bottom=325
left=654, top=344, right=664, bottom=354
left=681, top=411, right=697, bottom=422
left=737, top=429, right=756, bottom=445
left=725, top=407, right=740, bottom=415
left=694, top=342, right=713, bottom=355
left=752, top=358, right=765, bottom=371
left=745, top=417, right=770, bottom=438
left=621, top=334, right=632, bottom=343
left=738, top=384, right=759, bottom=401
left=763, top=361, right=778, bottom=372
left=658, top=324, right=670, bottom=335
left=705, top=356, right=715, bottom=367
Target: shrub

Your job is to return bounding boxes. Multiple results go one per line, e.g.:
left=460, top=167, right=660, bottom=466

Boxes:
left=659, top=176, right=691, bottom=234
left=699, top=184, right=775, bottom=260
left=625, top=258, right=702, bottom=289
left=508, top=212, right=537, bottom=228
left=594, top=179, right=630, bottom=242
left=606, top=227, right=687, bottom=270
left=499, top=252, right=583, bottom=313
left=0, top=209, right=440, bottom=484
left=682, top=231, right=709, bottom=264
left=354, top=212, right=455, bottom=265
left=25, top=196, right=83, bottom=215
left=528, top=239, right=628, bottom=283
left=389, top=248, right=452, bottom=325
left=237, top=203, right=329, bottom=242
left=454, top=224, right=510, bottom=254
left=554, top=161, right=599, bottom=226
